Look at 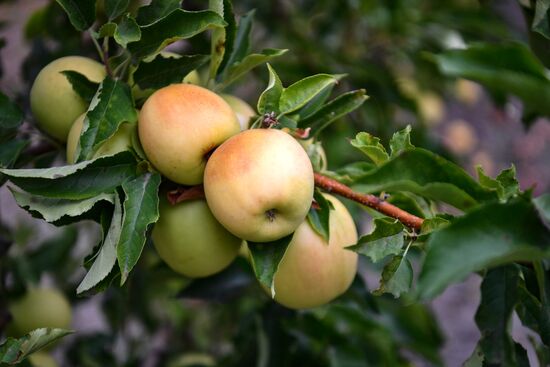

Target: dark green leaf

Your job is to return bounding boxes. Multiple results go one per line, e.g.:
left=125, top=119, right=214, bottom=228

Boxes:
left=279, top=74, right=343, bottom=115
left=0, top=91, right=24, bottom=138
left=296, top=83, right=335, bottom=120
left=128, top=9, right=226, bottom=59
left=532, top=0, right=550, bottom=39
left=495, top=166, right=520, bottom=200
left=27, top=227, right=78, bottom=276
left=248, top=234, right=293, bottom=296
left=534, top=193, right=550, bottom=228
left=417, top=198, right=550, bottom=300
left=349, top=218, right=404, bottom=263
left=133, top=54, right=209, bottom=90
left=55, top=0, right=95, bottom=31
left=77, top=77, right=137, bottom=162
left=373, top=254, right=413, bottom=298
left=350, top=132, right=389, bottom=166
left=117, top=172, right=160, bottom=284
left=105, top=0, right=129, bottom=20
left=61, top=70, right=99, bottom=104
left=0, top=140, right=28, bottom=169
left=0, top=152, right=138, bottom=199
left=114, top=14, right=141, bottom=48
left=257, top=63, right=283, bottom=115
left=136, top=0, right=181, bottom=26
left=218, top=9, right=254, bottom=77
left=0, top=328, right=73, bottom=364
left=307, top=189, right=331, bottom=241
left=98, top=22, right=116, bottom=38
left=389, top=125, right=414, bottom=157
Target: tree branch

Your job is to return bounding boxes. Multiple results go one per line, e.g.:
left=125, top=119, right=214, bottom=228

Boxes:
left=313, top=173, right=424, bottom=230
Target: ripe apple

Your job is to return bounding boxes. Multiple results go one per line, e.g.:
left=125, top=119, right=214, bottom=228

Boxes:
left=204, top=128, right=314, bottom=242
left=30, top=56, right=106, bottom=142
left=8, top=287, right=72, bottom=337
left=221, top=94, right=256, bottom=130
left=152, top=197, right=241, bottom=278
left=138, top=84, right=240, bottom=185
left=271, top=194, right=358, bottom=309
left=29, top=352, right=58, bottom=367
left=66, top=114, right=135, bottom=163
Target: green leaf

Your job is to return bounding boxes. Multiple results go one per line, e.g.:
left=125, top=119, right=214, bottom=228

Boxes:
left=534, top=193, right=550, bottom=227
left=0, top=328, right=73, bottom=364
left=348, top=218, right=404, bottom=263
left=117, top=172, right=160, bottom=284
left=220, top=48, right=288, bottom=90
left=373, top=255, right=413, bottom=298
left=417, top=198, right=550, bottom=300
left=55, top=0, right=95, bottom=31
left=61, top=70, right=99, bottom=104
left=105, top=0, right=129, bottom=20
left=11, top=189, right=114, bottom=225
left=478, top=165, right=521, bottom=201
left=209, top=0, right=234, bottom=80
left=98, top=22, right=116, bottom=37
left=257, top=64, right=283, bottom=115
left=532, top=0, right=550, bottom=39
left=279, top=73, right=343, bottom=115
left=299, top=89, right=368, bottom=136
left=0, top=91, right=23, bottom=136
left=248, top=234, right=293, bottom=297
left=133, top=54, right=209, bottom=90
left=77, top=193, right=122, bottom=294
left=0, top=140, right=28, bottom=169
left=463, top=345, right=484, bottom=367
left=128, top=9, right=226, bottom=59
left=114, top=14, right=141, bottom=48
left=136, top=0, right=181, bottom=26
left=0, top=152, right=138, bottom=199
left=350, top=132, right=389, bottom=166
left=389, top=125, right=414, bottom=157
left=354, top=148, right=497, bottom=210
left=218, top=9, right=254, bottom=77
left=474, top=266, right=520, bottom=366
left=77, top=77, right=137, bottom=162
left=307, top=189, right=331, bottom=241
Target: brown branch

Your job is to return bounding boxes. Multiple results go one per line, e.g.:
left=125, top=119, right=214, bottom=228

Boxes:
left=314, top=173, right=424, bottom=231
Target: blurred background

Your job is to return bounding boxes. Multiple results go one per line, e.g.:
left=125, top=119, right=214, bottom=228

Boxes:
left=0, top=0, right=549, bottom=366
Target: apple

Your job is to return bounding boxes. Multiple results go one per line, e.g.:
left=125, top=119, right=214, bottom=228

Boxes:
left=30, top=56, right=106, bottom=142
left=271, top=194, right=358, bottom=309
left=8, top=287, right=72, bottom=337
left=29, top=352, right=58, bottom=367
left=204, top=128, right=314, bottom=242
left=66, top=114, right=135, bottom=163
left=152, top=197, right=241, bottom=278
left=138, top=84, right=240, bottom=185
left=221, top=94, right=256, bottom=130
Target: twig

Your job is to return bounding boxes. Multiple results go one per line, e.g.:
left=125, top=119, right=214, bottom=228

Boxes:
left=313, top=173, right=424, bottom=230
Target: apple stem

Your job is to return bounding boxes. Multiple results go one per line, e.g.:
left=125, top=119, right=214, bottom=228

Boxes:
left=313, top=173, right=424, bottom=230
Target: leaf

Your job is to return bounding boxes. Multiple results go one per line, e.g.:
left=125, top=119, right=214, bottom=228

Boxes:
left=133, top=54, right=209, bottom=90
left=417, top=198, right=550, bottom=300
left=220, top=48, right=288, bottom=90
left=77, top=193, right=122, bottom=293
left=532, top=0, right=550, bottom=39
left=534, top=193, right=550, bottom=228
left=0, top=328, right=73, bottom=364
left=299, top=89, right=368, bottom=136
left=373, top=255, right=413, bottom=298
left=77, top=77, right=137, bottom=162
left=0, top=91, right=24, bottom=139
left=495, top=166, right=520, bottom=200
left=11, top=189, right=114, bottom=225
left=55, top=0, right=95, bottom=31
left=27, top=228, right=78, bottom=277
left=279, top=73, right=343, bottom=115
left=136, top=0, right=181, bottom=26
left=117, top=172, right=160, bottom=284
left=98, top=22, right=116, bottom=38
left=350, top=132, right=389, bottom=166
left=0, top=152, right=138, bottom=199
left=248, top=234, right=293, bottom=297
left=105, top=0, right=129, bottom=20
left=128, top=9, right=226, bottom=59
left=61, top=70, right=99, bottom=104
left=0, top=140, right=28, bottom=169
left=114, top=14, right=141, bottom=48
left=389, top=125, right=414, bottom=157
left=474, top=266, right=520, bottom=366
left=218, top=9, right=254, bottom=77
left=354, top=148, right=497, bottom=210
left=208, top=0, right=234, bottom=80
left=257, top=64, right=283, bottom=115
left=307, top=189, right=331, bottom=241
left=348, top=218, right=404, bottom=263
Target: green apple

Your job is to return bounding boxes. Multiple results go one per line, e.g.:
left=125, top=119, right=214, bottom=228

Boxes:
left=30, top=56, right=106, bottom=142
left=221, top=94, right=256, bottom=130
left=29, top=352, right=58, bottom=367
left=8, top=288, right=72, bottom=337
left=138, top=84, right=240, bottom=185
left=65, top=114, right=135, bottom=163
left=152, top=198, right=241, bottom=278
left=271, top=194, right=358, bottom=309
left=204, top=128, right=314, bottom=242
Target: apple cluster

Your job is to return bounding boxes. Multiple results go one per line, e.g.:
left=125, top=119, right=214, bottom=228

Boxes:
left=28, top=56, right=359, bottom=309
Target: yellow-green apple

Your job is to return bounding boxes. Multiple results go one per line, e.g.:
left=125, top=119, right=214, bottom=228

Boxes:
left=8, top=287, right=72, bottom=337
left=138, top=84, right=240, bottom=185
left=66, top=114, right=135, bottom=163
left=152, top=197, right=241, bottom=277
left=30, top=56, right=106, bottom=142
left=29, top=352, right=58, bottom=367
left=221, top=94, right=256, bottom=130
left=204, top=128, right=314, bottom=242
left=271, top=194, right=358, bottom=309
